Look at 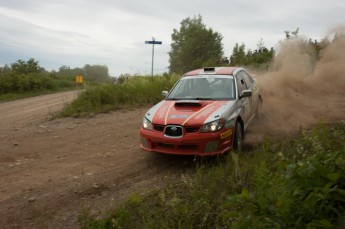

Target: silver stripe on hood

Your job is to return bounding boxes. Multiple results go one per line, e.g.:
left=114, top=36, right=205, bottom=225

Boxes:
left=144, top=100, right=165, bottom=122
left=203, top=101, right=235, bottom=124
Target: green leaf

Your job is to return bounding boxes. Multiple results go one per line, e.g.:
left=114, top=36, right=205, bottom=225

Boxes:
left=327, top=173, right=341, bottom=182
left=308, top=219, right=333, bottom=228
left=238, top=188, right=250, bottom=200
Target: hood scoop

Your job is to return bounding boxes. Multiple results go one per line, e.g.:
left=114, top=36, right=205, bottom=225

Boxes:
left=174, top=100, right=208, bottom=107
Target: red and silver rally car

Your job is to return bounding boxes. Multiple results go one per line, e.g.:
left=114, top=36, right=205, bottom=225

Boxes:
left=140, top=67, right=262, bottom=156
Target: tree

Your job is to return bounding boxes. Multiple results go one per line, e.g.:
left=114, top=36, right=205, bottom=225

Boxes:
left=10, top=58, right=42, bottom=75
left=230, top=43, right=246, bottom=65
left=0, top=64, right=11, bottom=77
left=168, top=15, right=224, bottom=74
left=284, top=27, right=299, bottom=40
left=84, top=64, right=110, bottom=81
left=57, top=65, right=84, bottom=79
left=229, top=39, right=274, bottom=68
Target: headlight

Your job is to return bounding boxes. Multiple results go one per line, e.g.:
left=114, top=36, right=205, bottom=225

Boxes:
left=200, top=119, right=225, bottom=132
left=142, top=118, right=153, bottom=130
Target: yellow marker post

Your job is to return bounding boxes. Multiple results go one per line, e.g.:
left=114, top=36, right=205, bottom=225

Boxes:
left=75, top=75, right=84, bottom=84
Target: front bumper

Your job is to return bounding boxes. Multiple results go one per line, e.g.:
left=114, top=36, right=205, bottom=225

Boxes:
left=140, top=127, right=234, bottom=156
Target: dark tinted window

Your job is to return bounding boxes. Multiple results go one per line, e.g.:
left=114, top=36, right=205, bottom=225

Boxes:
left=236, top=74, right=246, bottom=96
left=240, top=71, right=253, bottom=89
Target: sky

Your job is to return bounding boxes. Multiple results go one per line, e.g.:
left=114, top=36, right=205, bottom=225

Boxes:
left=0, top=0, right=344, bottom=77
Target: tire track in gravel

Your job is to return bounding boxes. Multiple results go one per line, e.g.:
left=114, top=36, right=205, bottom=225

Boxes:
left=0, top=92, right=196, bottom=228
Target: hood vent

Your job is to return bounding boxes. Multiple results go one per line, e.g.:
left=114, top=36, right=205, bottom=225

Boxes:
left=174, top=100, right=207, bottom=107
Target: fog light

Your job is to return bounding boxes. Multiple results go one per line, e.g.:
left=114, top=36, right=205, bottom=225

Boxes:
left=140, top=137, right=149, bottom=148
left=204, top=140, right=219, bottom=153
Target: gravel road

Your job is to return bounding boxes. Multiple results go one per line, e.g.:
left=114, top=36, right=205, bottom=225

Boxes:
left=0, top=91, right=195, bottom=228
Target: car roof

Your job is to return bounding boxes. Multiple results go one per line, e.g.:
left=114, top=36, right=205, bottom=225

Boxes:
left=183, top=67, right=242, bottom=77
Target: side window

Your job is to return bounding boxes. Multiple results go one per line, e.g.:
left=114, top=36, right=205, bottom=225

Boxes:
left=241, top=71, right=253, bottom=89
left=236, top=74, right=246, bottom=96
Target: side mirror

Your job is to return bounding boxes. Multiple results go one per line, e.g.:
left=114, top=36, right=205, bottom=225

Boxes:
left=240, top=90, right=252, bottom=99
left=162, top=91, right=168, bottom=97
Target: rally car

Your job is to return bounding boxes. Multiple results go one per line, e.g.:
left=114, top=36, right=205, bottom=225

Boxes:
left=140, top=67, right=262, bottom=156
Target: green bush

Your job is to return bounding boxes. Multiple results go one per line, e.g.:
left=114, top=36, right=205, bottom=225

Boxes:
left=228, top=124, right=345, bottom=228
left=0, top=73, right=77, bottom=95
left=59, top=75, right=180, bottom=117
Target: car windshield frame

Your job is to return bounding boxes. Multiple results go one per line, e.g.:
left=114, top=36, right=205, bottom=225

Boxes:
left=166, top=75, right=236, bottom=101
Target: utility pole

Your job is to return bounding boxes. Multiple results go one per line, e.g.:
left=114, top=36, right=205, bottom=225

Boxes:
left=145, top=38, right=162, bottom=77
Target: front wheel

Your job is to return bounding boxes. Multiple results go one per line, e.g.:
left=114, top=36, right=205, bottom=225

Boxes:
left=233, top=122, right=243, bottom=152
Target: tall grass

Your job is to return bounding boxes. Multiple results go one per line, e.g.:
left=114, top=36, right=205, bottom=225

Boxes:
left=58, top=75, right=180, bottom=117
left=79, top=123, right=345, bottom=228
left=0, top=73, right=77, bottom=102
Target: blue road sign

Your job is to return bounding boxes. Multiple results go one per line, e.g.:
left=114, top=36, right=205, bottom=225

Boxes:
left=145, top=41, right=162, bottom=44
left=145, top=39, right=162, bottom=77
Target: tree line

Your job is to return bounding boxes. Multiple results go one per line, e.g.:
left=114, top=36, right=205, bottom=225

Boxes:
left=1, top=15, right=337, bottom=94
left=0, top=59, right=110, bottom=94
left=168, top=16, right=332, bottom=74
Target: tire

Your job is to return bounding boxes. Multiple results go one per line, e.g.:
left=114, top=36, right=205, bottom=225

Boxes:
left=233, top=122, right=243, bottom=152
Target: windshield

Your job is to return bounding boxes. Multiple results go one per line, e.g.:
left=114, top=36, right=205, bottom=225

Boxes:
left=167, top=75, right=235, bottom=100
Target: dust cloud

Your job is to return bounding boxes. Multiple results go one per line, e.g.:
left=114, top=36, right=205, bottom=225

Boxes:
left=247, top=27, right=345, bottom=143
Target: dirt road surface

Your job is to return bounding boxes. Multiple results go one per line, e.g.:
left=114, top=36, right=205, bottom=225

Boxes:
left=1, top=87, right=344, bottom=228
left=0, top=91, right=196, bottom=228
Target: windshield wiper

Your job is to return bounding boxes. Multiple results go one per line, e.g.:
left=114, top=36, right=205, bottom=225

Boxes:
left=166, top=98, right=182, bottom=100
left=167, top=97, right=215, bottom=101
left=190, top=97, right=214, bottom=100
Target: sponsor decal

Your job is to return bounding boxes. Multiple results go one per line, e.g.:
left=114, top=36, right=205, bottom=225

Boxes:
left=220, top=129, right=232, bottom=139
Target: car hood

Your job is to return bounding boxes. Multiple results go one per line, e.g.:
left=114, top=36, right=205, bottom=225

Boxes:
left=145, top=100, right=235, bottom=126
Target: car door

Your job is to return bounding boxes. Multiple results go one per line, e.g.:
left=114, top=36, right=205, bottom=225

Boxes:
left=241, top=71, right=256, bottom=118
left=235, top=71, right=252, bottom=125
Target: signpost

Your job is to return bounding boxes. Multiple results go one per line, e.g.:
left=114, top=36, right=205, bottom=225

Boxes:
left=75, top=75, right=84, bottom=84
left=145, top=38, right=162, bottom=77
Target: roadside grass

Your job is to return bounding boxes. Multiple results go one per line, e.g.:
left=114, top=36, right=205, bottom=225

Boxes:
left=57, top=75, right=180, bottom=117
left=79, top=123, right=345, bottom=229
left=0, top=73, right=78, bottom=102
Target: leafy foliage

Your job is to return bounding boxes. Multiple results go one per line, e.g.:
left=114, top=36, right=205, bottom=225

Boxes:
left=228, top=125, right=345, bottom=228
left=229, top=41, right=274, bottom=69
left=0, top=58, right=76, bottom=96
left=58, top=74, right=180, bottom=117
left=10, top=58, right=42, bottom=75
left=0, top=58, right=112, bottom=100
left=84, top=64, right=110, bottom=82
left=55, top=64, right=110, bottom=82
left=230, top=43, right=247, bottom=66
left=284, top=27, right=300, bottom=40
left=168, top=15, right=224, bottom=74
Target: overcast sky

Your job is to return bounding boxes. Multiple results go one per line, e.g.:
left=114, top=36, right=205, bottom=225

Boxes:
left=0, top=0, right=344, bottom=76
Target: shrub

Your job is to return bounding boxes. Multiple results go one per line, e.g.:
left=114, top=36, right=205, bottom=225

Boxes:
left=59, top=75, right=180, bottom=117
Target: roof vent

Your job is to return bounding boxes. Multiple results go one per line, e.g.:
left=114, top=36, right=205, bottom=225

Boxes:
left=203, top=67, right=215, bottom=72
